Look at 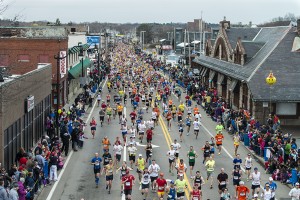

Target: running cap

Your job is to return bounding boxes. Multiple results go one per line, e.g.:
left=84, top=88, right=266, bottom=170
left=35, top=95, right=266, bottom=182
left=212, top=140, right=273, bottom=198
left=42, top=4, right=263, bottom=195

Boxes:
left=179, top=174, right=183, bottom=177
left=139, top=154, right=142, bottom=157
left=269, top=177, right=273, bottom=181
left=170, top=180, right=174, bottom=184
left=239, top=181, right=244, bottom=185
left=254, top=194, right=258, bottom=198
left=254, top=167, right=258, bottom=170
left=296, top=182, right=300, bottom=186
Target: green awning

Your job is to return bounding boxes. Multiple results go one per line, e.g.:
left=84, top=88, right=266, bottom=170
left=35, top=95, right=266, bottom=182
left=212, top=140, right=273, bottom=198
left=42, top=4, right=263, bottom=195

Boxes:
left=68, top=58, right=92, bottom=79
left=82, top=43, right=90, bottom=50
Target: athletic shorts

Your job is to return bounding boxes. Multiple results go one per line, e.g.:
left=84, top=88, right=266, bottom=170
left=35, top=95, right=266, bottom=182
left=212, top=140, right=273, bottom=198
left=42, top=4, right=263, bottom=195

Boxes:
left=245, top=167, right=251, bottom=171
left=116, top=154, right=121, bottom=161
left=217, top=144, right=222, bottom=146
left=194, top=129, right=199, bottom=132
left=251, top=184, right=260, bottom=190
left=157, top=191, right=165, bottom=196
left=150, top=176, right=158, bottom=182
left=218, top=184, right=226, bottom=190
left=189, top=162, right=195, bottom=167
left=129, top=155, right=135, bottom=162
left=139, top=131, right=145, bottom=135
left=177, top=192, right=185, bottom=198
left=106, top=175, right=113, bottom=181
left=175, top=153, right=179, bottom=158
left=142, top=183, right=149, bottom=189
left=100, top=116, right=104, bottom=121
left=233, top=180, right=240, bottom=186
left=207, top=171, right=214, bottom=177
left=94, top=168, right=101, bottom=174
left=118, top=112, right=122, bottom=116
left=169, top=159, right=175, bottom=164
left=91, top=127, right=96, bottom=131
left=124, top=189, right=132, bottom=196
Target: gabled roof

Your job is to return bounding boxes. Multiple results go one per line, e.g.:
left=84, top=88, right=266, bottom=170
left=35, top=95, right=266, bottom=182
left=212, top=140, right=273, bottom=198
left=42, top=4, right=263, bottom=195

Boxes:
left=242, top=41, right=265, bottom=63
left=194, top=26, right=291, bottom=82
left=248, top=27, right=300, bottom=102
left=225, top=27, right=261, bottom=50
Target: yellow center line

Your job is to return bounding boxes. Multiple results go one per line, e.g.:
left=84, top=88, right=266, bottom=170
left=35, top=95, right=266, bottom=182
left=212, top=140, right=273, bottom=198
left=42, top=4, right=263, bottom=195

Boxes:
left=158, top=116, right=192, bottom=200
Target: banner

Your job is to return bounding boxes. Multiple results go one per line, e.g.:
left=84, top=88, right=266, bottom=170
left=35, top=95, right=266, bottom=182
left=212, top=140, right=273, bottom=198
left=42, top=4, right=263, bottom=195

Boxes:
left=59, top=51, right=67, bottom=75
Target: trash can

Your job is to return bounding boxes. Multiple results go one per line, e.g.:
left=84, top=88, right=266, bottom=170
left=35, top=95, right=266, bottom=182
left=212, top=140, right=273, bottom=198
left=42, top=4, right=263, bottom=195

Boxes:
left=243, top=133, right=249, bottom=146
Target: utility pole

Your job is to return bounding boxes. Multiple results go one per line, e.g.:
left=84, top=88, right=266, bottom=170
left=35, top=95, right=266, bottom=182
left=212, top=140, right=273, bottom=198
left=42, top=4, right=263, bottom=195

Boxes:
left=188, top=30, right=191, bottom=69
left=199, top=11, right=203, bottom=54
left=54, top=51, right=67, bottom=137
left=183, top=29, right=186, bottom=56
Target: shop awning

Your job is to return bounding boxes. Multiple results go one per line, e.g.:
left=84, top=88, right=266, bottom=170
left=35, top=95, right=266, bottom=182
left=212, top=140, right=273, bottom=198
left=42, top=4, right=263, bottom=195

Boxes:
left=191, top=40, right=201, bottom=44
left=229, top=79, right=238, bottom=91
left=177, top=42, right=189, bottom=48
left=68, top=58, right=92, bottom=79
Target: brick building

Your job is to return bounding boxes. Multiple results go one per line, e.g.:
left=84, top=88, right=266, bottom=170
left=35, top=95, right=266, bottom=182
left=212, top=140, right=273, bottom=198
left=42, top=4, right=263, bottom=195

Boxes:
left=0, top=64, right=52, bottom=170
left=193, top=18, right=300, bottom=125
left=0, top=27, right=68, bottom=107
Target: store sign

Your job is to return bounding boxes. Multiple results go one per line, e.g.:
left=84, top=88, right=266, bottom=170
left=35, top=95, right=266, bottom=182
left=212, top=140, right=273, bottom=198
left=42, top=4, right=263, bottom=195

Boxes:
left=60, top=51, right=67, bottom=75
left=86, top=36, right=100, bottom=49
left=25, top=95, right=34, bottom=112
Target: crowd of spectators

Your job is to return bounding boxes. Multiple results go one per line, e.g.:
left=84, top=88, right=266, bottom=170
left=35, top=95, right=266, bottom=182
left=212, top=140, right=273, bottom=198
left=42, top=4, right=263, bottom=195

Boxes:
left=162, top=61, right=298, bottom=185
left=181, top=79, right=298, bottom=185
left=0, top=75, right=101, bottom=200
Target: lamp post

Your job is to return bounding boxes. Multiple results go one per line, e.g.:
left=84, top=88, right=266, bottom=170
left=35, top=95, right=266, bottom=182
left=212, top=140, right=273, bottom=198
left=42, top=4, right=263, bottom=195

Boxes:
left=54, top=51, right=67, bottom=136
left=93, top=44, right=100, bottom=80
left=266, top=71, right=277, bottom=114
left=141, top=31, right=146, bottom=50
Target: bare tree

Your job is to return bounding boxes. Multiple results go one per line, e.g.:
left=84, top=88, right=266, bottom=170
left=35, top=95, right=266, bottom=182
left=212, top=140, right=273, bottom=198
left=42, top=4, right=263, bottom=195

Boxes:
left=0, top=0, right=10, bottom=15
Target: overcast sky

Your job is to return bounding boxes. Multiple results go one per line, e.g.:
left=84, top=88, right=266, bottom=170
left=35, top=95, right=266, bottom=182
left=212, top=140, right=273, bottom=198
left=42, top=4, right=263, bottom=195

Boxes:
left=2, top=0, right=300, bottom=24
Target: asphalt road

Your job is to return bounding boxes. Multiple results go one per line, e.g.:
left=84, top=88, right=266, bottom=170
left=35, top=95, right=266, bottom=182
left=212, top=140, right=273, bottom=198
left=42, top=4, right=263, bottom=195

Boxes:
left=38, top=78, right=291, bottom=200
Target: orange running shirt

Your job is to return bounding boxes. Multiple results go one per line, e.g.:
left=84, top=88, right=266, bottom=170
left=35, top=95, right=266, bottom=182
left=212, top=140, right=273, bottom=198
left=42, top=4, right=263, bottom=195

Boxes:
left=215, top=134, right=224, bottom=145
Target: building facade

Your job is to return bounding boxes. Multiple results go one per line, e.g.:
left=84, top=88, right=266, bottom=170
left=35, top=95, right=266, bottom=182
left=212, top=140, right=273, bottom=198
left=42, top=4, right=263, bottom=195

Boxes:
left=193, top=19, right=300, bottom=125
left=0, top=64, right=52, bottom=170
left=0, top=27, right=68, bottom=107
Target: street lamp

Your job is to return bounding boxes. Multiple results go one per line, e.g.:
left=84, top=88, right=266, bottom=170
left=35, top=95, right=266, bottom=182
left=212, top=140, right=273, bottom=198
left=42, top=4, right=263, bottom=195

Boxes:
left=266, top=71, right=277, bottom=114
left=93, top=44, right=101, bottom=82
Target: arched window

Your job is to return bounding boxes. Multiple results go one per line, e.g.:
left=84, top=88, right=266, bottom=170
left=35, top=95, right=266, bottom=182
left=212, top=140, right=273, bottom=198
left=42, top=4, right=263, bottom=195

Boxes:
left=213, top=37, right=228, bottom=61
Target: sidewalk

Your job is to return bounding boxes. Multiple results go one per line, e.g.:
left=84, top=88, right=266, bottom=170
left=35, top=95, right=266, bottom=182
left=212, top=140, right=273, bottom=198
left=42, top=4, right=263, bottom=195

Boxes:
left=34, top=79, right=105, bottom=199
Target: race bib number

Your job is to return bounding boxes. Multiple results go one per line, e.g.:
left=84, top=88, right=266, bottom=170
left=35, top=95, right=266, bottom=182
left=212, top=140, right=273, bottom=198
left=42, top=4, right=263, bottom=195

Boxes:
left=233, top=176, right=239, bottom=180
left=125, top=182, right=131, bottom=186
left=158, top=186, right=164, bottom=190
left=189, top=156, right=195, bottom=159
left=220, top=181, right=226, bottom=185
left=240, top=192, right=245, bottom=196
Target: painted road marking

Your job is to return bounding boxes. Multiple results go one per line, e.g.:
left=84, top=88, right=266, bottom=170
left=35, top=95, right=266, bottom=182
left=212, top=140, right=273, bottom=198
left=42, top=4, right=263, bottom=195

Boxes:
left=136, top=142, right=159, bottom=148
left=46, top=77, right=108, bottom=200
left=121, top=106, right=127, bottom=200
left=164, top=74, right=272, bottom=194
left=158, top=115, right=192, bottom=200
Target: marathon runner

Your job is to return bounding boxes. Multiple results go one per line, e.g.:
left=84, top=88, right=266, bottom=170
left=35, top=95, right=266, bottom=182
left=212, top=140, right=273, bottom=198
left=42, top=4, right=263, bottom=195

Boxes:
left=91, top=153, right=102, bottom=188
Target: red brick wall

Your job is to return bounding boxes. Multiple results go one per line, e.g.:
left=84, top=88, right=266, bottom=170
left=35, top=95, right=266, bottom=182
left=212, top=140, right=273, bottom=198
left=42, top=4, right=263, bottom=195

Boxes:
left=0, top=38, right=68, bottom=84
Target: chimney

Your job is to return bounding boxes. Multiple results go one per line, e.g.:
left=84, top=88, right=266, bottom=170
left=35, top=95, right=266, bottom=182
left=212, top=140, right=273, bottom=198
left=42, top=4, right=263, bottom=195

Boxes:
left=297, top=19, right=300, bottom=36
left=220, top=16, right=231, bottom=30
